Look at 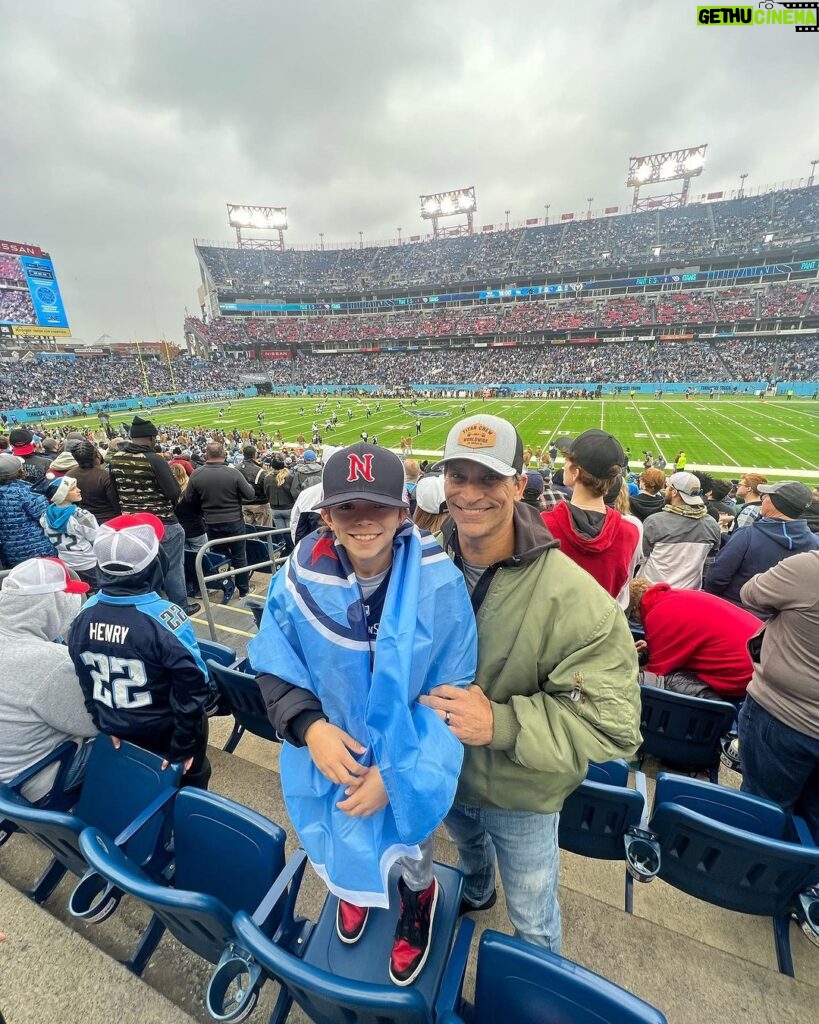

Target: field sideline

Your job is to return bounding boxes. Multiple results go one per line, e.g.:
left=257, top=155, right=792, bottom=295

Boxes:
left=50, top=394, right=818, bottom=481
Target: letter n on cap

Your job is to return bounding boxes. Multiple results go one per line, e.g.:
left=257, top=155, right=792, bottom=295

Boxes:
left=348, top=453, right=375, bottom=482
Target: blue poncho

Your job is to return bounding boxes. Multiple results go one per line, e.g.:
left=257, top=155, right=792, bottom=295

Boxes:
left=248, top=520, right=477, bottom=906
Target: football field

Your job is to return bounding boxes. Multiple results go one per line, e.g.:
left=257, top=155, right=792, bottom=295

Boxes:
left=55, top=394, right=819, bottom=481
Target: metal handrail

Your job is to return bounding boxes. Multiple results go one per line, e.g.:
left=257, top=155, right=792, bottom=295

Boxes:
left=193, top=526, right=289, bottom=640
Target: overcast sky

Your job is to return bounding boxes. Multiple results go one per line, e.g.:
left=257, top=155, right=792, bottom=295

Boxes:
left=2, top=0, right=818, bottom=343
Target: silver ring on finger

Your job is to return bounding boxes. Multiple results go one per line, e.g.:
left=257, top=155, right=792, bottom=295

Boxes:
left=444, top=710, right=452, bottom=726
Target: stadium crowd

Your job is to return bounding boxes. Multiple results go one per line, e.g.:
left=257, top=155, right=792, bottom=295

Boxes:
left=197, top=186, right=819, bottom=294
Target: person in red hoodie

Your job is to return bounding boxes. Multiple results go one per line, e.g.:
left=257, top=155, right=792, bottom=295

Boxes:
left=627, top=578, right=759, bottom=700
left=541, top=429, right=639, bottom=603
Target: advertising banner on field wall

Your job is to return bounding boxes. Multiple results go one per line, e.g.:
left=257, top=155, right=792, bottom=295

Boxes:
left=3, top=387, right=257, bottom=424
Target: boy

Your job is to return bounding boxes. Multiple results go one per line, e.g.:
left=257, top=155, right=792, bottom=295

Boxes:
left=68, top=513, right=211, bottom=788
left=250, top=443, right=476, bottom=986
left=39, top=476, right=99, bottom=590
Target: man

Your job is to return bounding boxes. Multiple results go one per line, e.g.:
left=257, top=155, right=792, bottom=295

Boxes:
left=628, top=579, right=759, bottom=700
left=290, top=450, right=322, bottom=499
left=0, top=558, right=97, bottom=800
left=641, top=472, right=721, bottom=590
left=185, top=441, right=256, bottom=598
left=737, top=551, right=819, bottom=840
left=68, top=514, right=211, bottom=788
left=541, top=429, right=640, bottom=604
left=629, top=468, right=667, bottom=523
left=9, top=428, right=51, bottom=485
left=418, top=415, right=641, bottom=953
left=730, top=472, right=767, bottom=531
left=237, top=445, right=272, bottom=528
left=704, top=481, right=819, bottom=606
left=107, top=415, right=198, bottom=614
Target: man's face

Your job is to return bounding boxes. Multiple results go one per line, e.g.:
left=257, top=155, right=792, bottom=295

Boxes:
left=760, top=494, right=776, bottom=517
left=444, top=460, right=524, bottom=548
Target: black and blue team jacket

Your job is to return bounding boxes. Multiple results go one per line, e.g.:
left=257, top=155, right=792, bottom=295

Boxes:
left=68, top=592, right=210, bottom=762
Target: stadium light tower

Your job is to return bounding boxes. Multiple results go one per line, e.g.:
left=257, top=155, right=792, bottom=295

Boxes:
left=419, top=185, right=476, bottom=239
left=226, top=204, right=288, bottom=251
left=626, top=145, right=708, bottom=213
left=810, top=159, right=819, bottom=188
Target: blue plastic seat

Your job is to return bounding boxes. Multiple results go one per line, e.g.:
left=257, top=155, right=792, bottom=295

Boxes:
left=0, top=741, right=84, bottom=850
left=439, top=929, right=667, bottom=1024
left=198, top=639, right=238, bottom=667
left=79, top=788, right=308, bottom=1019
left=0, top=738, right=181, bottom=947
left=559, top=760, right=660, bottom=912
left=207, top=660, right=279, bottom=753
left=220, top=862, right=470, bottom=1024
left=648, top=773, right=819, bottom=976
left=247, top=601, right=265, bottom=631
left=197, top=640, right=239, bottom=717
left=638, top=686, right=736, bottom=782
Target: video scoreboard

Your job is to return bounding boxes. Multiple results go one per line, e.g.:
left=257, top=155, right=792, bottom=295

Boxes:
left=0, top=238, right=71, bottom=338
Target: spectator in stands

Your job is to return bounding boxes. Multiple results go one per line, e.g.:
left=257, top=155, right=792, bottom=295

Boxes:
left=40, top=438, right=60, bottom=463
left=0, top=558, right=97, bottom=801
left=169, top=448, right=195, bottom=476
left=413, top=473, right=448, bottom=533
left=70, top=441, right=121, bottom=525
left=251, top=443, right=476, bottom=986
left=68, top=514, right=212, bottom=789
left=641, top=472, right=721, bottom=590
left=521, top=470, right=545, bottom=511
left=238, top=445, right=272, bottom=528
left=45, top=449, right=80, bottom=479
left=630, top=467, right=668, bottom=522
left=108, top=416, right=197, bottom=615
left=738, top=550, right=819, bottom=840
left=185, top=442, right=255, bottom=599
left=628, top=579, right=759, bottom=700
left=730, top=472, right=767, bottom=531
left=9, top=428, right=51, bottom=485
left=39, top=477, right=99, bottom=591
left=403, top=459, right=421, bottom=513
left=0, top=453, right=56, bottom=568
left=704, top=482, right=819, bottom=605
left=541, top=430, right=640, bottom=604
left=418, top=415, right=640, bottom=954
left=290, top=449, right=322, bottom=499
left=264, top=456, right=295, bottom=551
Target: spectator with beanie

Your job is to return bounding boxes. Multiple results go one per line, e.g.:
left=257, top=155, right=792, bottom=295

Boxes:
left=705, top=481, right=819, bottom=605
left=107, top=415, right=197, bottom=614
left=71, top=441, right=121, bottom=524
left=628, top=578, right=759, bottom=700
left=290, top=449, right=322, bottom=499
left=641, top=472, right=721, bottom=589
left=251, top=442, right=476, bottom=985
left=521, top=470, right=545, bottom=511
left=68, top=514, right=212, bottom=789
left=39, top=476, right=99, bottom=590
left=0, top=558, right=97, bottom=801
left=0, top=453, right=55, bottom=568
left=9, top=428, right=51, bottom=485
left=238, top=445, right=272, bottom=527
left=185, top=442, right=255, bottom=598
left=541, top=429, right=640, bottom=604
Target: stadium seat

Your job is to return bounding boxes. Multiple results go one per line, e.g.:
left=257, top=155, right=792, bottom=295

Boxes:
left=648, top=773, right=819, bottom=977
left=439, top=929, right=668, bottom=1024
left=0, top=741, right=85, bottom=851
left=637, top=686, right=737, bottom=783
left=185, top=548, right=232, bottom=600
left=220, top=862, right=469, bottom=1024
left=206, top=660, right=279, bottom=753
left=0, top=737, right=181, bottom=952
left=197, top=639, right=239, bottom=717
left=558, top=760, right=660, bottom=912
left=247, top=600, right=265, bottom=631
left=78, top=788, right=309, bottom=1018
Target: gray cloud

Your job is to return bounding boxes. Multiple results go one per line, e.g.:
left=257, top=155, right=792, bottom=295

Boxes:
left=2, top=0, right=817, bottom=341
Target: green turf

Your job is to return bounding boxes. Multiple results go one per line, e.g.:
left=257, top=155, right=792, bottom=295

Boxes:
left=49, top=394, right=819, bottom=481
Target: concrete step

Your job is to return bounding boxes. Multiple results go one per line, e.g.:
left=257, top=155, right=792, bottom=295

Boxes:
left=2, top=743, right=817, bottom=1024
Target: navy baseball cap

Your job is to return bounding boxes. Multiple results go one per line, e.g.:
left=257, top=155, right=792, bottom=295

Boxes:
left=314, top=443, right=409, bottom=510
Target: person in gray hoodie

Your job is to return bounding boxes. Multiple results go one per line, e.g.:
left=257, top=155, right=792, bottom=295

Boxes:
left=0, top=557, right=97, bottom=801
left=704, top=482, right=819, bottom=607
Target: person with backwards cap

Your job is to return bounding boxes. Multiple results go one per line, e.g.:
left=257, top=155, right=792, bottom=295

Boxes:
left=417, top=415, right=640, bottom=954
left=68, top=514, right=212, bottom=788
left=250, top=443, right=476, bottom=986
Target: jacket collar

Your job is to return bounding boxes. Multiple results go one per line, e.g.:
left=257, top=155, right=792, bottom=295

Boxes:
left=442, top=501, right=558, bottom=570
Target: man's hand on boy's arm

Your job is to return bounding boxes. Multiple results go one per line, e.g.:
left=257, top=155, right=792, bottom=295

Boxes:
left=304, top=720, right=366, bottom=784
left=336, top=766, right=389, bottom=817
left=419, top=684, right=494, bottom=746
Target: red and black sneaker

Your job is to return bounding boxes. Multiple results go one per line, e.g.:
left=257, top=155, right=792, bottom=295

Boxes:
left=336, top=899, right=369, bottom=944
left=389, top=877, right=439, bottom=986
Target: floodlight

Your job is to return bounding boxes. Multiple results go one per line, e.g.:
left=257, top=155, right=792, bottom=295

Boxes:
left=685, top=153, right=704, bottom=172
left=250, top=210, right=268, bottom=228
left=440, top=196, right=456, bottom=215
left=423, top=198, right=439, bottom=215
left=270, top=210, right=288, bottom=229
left=458, top=194, right=475, bottom=210
left=635, top=163, right=652, bottom=183
left=660, top=160, right=677, bottom=180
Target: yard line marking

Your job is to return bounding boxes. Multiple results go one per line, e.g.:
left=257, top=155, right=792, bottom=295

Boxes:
left=629, top=403, right=663, bottom=457
left=664, top=404, right=737, bottom=464
left=692, top=405, right=818, bottom=470
left=600, top=401, right=605, bottom=430
left=739, top=406, right=819, bottom=438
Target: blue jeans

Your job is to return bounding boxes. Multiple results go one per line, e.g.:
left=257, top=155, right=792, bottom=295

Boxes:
left=207, top=520, right=250, bottom=594
left=160, top=521, right=188, bottom=608
left=739, top=696, right=819, bottom=842
left=444, top=802, right=562, bottom=953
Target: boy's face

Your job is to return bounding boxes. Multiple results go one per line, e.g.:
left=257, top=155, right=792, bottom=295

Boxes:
left=320, top=500, right=404, bottom=578
left=67, top=483, right=82, bottom=503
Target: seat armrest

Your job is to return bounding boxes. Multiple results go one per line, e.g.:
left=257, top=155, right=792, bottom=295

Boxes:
left=788, top=815, right=817, bottom=849
left=434, top=919, right=475, bottom=1021
left=113, top=787, right=179, bottom=848
left=253, top=849, right=309, bottom=931
left=6, top=741, right=78, bottom=794
left=632, top=769, right=650, bottom=830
